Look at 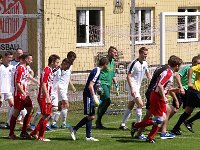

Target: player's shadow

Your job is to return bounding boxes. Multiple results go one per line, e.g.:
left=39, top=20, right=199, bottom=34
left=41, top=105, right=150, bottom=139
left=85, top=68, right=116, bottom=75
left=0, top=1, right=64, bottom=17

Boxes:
left=116, top=139, right=145, bottom=143
left=0, top=136, right=35, bottom=141
left=92, top=127, right=118, bottom=130
left=49, top=137, right=75, bottom=141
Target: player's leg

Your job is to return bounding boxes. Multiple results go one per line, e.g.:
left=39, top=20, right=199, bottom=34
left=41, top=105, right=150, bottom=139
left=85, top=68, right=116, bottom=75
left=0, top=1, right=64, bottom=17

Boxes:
left=120, top=100, right=135, bottom=130
left=6, top=93, right=14, bottom=128
left=60, top=100, right=70, bottom=128
left=50, top=94, right=60, bottom=128
left=17, top=109, right=27, bottom=125
left=96, top=84, right=110, bottom=128
left=20, top=96, right=33, bottom=139
left=30, top=107, right=41, bottom=130
left=135, top=96, right=143, bottom=123
left=9, top=108, right=20, bottom=139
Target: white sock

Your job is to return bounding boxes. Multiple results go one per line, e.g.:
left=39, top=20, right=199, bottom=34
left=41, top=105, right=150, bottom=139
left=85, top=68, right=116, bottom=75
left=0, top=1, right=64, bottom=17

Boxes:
left=7, top=106, right=14, bottom=125
left=121, top=109, right=131, bottom=126
left=61, top=109, right=68, bottom=125
left=31, top=111, right=41, bottom=125
left=21, top=109, right=27, bottom=118
left=51, top=112, right=60, bottom=125
left=17, top=113, right=23, bottom=121
left=136, top=108, right=142, bottom=122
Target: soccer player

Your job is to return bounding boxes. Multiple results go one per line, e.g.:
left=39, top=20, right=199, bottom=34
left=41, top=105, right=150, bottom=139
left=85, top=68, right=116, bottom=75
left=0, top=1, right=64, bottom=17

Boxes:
left=71, top=57, right=109, bottom=141
left=30, top=54, right=60, bottom=141
left=50, top=58, right=73, bottom=129
left=133, top=56, right=179, bottom=140
left=50, top=51, right=77, bottom=129
left=131, top=55, right=182, bottom=143
left=0, top=52, right=14, bottom=128
left=119, top=47, right=151, bottom=130
left=171, top=55, right=200, bottom=134
left=9, top=54, right=38, bottom=139
left=96, top=46, right=119, bottom=129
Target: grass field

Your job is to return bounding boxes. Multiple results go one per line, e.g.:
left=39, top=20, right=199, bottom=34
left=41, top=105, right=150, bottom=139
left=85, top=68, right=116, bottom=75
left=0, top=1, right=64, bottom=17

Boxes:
left=1, top=108, right=200, bottom=150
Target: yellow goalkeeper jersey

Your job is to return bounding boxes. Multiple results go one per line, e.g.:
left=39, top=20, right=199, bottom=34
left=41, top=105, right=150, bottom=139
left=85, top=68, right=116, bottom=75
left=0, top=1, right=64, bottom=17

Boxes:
left=192, top=64, right=200, bottom=91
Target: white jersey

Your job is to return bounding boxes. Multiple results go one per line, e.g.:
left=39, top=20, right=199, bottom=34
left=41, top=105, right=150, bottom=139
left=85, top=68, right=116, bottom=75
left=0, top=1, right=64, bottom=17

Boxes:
left=0, top=64, right=14, bottom=93
left=126, top=59, right=149, bottom=90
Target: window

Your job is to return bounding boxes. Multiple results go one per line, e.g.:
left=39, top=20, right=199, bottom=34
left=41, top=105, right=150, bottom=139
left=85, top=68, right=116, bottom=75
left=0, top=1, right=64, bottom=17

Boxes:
left=178, top=8, right=198, bottom=42
left=131, top=8, right=153, bottom=44
left=76, top=8, right=103, bottom=47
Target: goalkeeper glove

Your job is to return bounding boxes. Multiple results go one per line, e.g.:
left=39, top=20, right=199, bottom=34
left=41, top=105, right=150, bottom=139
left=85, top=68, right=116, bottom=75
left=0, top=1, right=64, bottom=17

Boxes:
left=115, top=83, right=120, bottom=96
left=93, top=95, right=100, bottom=106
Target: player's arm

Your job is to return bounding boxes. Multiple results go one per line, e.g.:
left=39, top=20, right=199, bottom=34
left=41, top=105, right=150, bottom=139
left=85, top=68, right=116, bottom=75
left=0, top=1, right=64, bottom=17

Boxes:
left=69, top=79, right=76, bottom=92
left=15, top=67, right=27, bottom=97
left=16, top=82, right=26, bottom=97
left=175, top=73, right=185, bottom=94
left=145, top=66, right=152, bottom=80
left=188, top=67, right=194, bottom=89
left=127, top=72, right=136, bottom=97
left=28, top=75, right=39, bottom=85
left=42, top=82, right=51, bottom=103
left=169, top=91, right=179, bottom=111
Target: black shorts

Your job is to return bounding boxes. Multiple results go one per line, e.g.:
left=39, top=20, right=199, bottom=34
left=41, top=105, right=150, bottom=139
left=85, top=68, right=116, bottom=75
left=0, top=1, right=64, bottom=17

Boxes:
left=145, top=91, right=151, bottom=110
left=186, top=89, right=200, bottom=108
left=172, top=90, right=187, bottom=109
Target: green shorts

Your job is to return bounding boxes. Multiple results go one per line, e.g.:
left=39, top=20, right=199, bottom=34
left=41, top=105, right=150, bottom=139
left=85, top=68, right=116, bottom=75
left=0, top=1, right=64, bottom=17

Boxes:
left=100, top=84, right=111, bottom=101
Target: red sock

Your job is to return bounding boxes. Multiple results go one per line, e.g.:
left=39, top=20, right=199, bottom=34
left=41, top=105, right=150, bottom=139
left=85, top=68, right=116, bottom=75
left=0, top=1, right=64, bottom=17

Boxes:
left=135, top=119, right=153, bottom=128
left=9, top=116, right=17, bottom=136
left=22, top=114, right=32, bottom=133
left=32, top=118, right=42, bottom=135
left=39, top=118, right=48, bottom=138
left=148, top=125, right=160, bottom=140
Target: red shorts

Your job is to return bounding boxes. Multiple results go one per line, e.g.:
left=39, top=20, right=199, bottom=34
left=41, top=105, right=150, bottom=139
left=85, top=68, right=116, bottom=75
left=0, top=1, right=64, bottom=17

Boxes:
left=14, top=96, right=33, bottom=110
left=150, top=91, right=166, bottom=117
left=38, top=98, right=52, bottom=115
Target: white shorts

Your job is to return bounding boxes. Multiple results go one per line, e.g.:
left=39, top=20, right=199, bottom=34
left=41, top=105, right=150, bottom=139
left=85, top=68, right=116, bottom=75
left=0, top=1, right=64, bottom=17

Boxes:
left=127, top=87, right=141, bottom=102
left=0, top=93, right=13, bottom=101
left=58, top=89, right=68, bottom=102
left=51, top=90, right=68, bottom=106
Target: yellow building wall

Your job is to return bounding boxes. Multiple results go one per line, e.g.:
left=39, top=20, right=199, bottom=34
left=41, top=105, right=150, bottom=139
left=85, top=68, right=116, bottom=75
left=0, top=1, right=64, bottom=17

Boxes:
left=43, top=0, right=200, bottom=71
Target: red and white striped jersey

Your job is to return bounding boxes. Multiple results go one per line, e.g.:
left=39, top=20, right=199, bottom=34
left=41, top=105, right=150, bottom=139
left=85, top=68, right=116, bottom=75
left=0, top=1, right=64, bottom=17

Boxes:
left=38, top=66, right=53, bottom=100
left=153, top=68, right=173, bottom=95
left=14, top=65, right=30, bottom=99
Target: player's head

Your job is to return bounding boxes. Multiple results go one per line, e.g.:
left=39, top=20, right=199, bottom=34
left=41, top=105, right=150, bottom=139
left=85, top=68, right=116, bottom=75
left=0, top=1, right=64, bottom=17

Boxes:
left=0, top=54, right=3, bottom=64
left=138, top=47, right=148, bottom=61
left=67, top=51, right=76, bottom=64
left=15, top=48, right=23, bottom=61
left=99, top=57, right=109, bottom=70
left=3, top=51, right=13, bottom=65
left=61, top=58, right=72, bottom=71
left=192, top=55, right=200, bottom=66
left=26, top=54, right=33, bottom=66
left=168, top=55, right=183, bottom=72
left=48, top=54, right=60, bottom=68
left=108, top=46, right=118, bottom=60
left=19, top=54, right=30, bottom=66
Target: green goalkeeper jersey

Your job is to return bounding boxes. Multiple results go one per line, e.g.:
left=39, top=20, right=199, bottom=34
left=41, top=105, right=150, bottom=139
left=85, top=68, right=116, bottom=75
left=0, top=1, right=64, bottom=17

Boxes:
left=179, top=65, right=195, bottom=90
left=100, top=58, right=115, bottom=86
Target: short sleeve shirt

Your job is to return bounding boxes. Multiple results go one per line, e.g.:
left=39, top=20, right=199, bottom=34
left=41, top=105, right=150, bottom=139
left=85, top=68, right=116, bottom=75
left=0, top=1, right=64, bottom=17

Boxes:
left=192, top=64, right=200, bottom=91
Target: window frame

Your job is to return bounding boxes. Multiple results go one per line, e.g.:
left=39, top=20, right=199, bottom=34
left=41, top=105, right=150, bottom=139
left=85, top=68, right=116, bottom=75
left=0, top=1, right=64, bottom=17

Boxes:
left=131, top=8, right=153, bottom=45
left=177, top=8, right=199, bottom=43
left=76, top=8, right=103, bottom=47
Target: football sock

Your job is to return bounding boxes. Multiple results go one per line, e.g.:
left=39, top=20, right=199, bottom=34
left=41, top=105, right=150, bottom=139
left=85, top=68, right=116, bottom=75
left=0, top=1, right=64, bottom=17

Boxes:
left=121, top=109, right=131, bottom=126
left=9, top=115, right=17, bottom=136
left=173, top=112, right=190, bottom=130
left=136, top=108, right=142, bottom=122
left=22, top=114, right=32, bottom=133
left=135, top=119, right=153, bottom=128
left=96, top=98, right=110, bottom=124
left=39, top=118, right=48, bottom=138
left=73, top=117, right=89, bottom=131
left=61, top=108, right=68, bottom=125
left=52, top=111, right=61, bottom=125
left=148, top=125, right=160, bottom=140
left=187, top=111, right=200, bottom=123
left=86, top=121, right=92, bottom=138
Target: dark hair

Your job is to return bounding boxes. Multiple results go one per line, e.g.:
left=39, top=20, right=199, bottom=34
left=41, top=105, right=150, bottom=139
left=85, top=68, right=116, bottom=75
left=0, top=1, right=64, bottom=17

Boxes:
left=4, top=51, right=13, bottom=57
left=192, top=55, right=200, bottom=65
left=99, top=57, right=109, bottom=66
left=19, top=54, right=29, bottom=60
left=139, top=47, right=148, bottom=54
left=168, top=55, right=183, bottom=67
left=48, top=54, right=60, bottom=65
left=67, top=51, right=76, bottom=59
left=62, top=58, right=72, bottom=65
left=108, top=46, right=118, bottom=53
